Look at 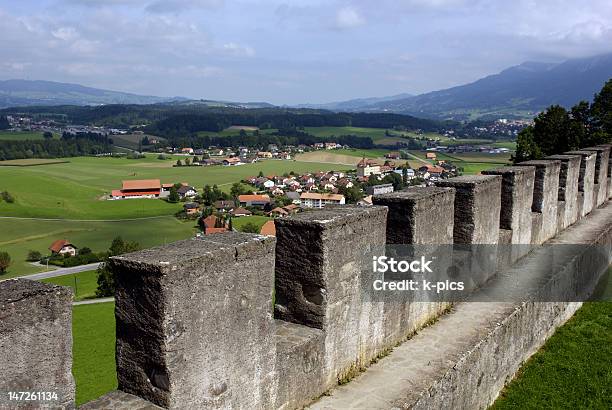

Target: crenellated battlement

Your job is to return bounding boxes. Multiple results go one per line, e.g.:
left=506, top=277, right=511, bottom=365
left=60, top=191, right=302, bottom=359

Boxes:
left=2, top=145, right=611, bottom=409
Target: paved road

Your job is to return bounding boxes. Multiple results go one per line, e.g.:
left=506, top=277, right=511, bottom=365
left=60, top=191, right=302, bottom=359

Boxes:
left=17, top=262, right=102, bottom=281
left=73, top=297, right=114, bottom=306
left=401, top=150, right=430, bottom=165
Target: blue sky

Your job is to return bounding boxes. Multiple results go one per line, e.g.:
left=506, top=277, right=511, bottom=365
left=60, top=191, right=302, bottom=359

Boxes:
left=1, top=0, right=611, bottom=104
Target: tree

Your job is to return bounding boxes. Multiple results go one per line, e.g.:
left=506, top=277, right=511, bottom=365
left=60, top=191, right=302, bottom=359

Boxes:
left=230, top=182, right=246, bottom=199
left=43, top=131, right=53, bottom=139
left=0, top=251, right=11, bottom=274
left=0, top=116, right=9, bottom=130
left=184, top=157, right=191, bottom=166
left=241, top=222, right=260, bottom=233
left=228, top=217, right=233, bottom=231
left=176, top=159, right=183, bottom=167
left=168, top=186, right=180, bottom=203
left=26, top=250, right=42, bottom=262
left=0, top=191, right=14, bottom=203
left=513, top=127, right=542, bottom=163
left=258, top=171, right=264, bottom=177
left=95, top=263, right=114, bottom=297
left=591, top=78, right=612, bottom=137
left=109, top=236, right=140, bottom=256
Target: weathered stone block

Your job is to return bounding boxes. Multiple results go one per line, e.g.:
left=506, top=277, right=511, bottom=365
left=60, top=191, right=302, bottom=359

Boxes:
left=372, top=186, right=455, bottom=244
left=274, top=320, right=325, bottom=409
left=110, top=232, right=276, bottom=410
left=566, top=150, right=596, bottom=216
left=585, top=145, right=610, bottom=206
left=436, top=175, right=502, bottom=244
left=0, top=279, right=75, bottom=409
left=516, top=160, right=561, bottom=244
left=546, top=154, right=581, bottom=229
left=482, top=166, right=534, bottom=245
left=274, top=206, right=388, bottom=387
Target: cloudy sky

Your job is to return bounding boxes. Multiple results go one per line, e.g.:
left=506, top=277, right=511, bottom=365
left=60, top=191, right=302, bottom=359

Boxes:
left=1, top=0, right=611, bottom=104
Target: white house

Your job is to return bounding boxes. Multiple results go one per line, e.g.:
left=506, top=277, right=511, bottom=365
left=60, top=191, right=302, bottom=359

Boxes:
left=300, top=192, right=346, bottom=209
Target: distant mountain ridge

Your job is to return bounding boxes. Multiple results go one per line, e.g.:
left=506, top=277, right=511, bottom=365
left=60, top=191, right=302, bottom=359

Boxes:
left=306, top=53, right=612, bottom=120
left=0, top=79, right=188, bottom=107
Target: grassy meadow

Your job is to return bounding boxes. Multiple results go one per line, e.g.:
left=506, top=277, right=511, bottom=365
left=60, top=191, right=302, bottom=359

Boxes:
left=0, top=217, right=197, bottom=277
left=42, top=269, right=100, bottom=301
left=0, top=130, right=48, bottom=140
left=0, top=155, right=349, bottom=219
left=72, top=302, right=117, bottom=406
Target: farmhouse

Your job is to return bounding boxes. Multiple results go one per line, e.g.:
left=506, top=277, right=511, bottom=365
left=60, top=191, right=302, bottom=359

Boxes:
left=300, top=192, right=346, bottom=209
left=223, top=157, right=242, bottom=166
left=177, top=185, right=197, bottom=198
left=238, top=194, right=271, bottom=208
left=230, top=207, right=252, bottom=217
left=111, top=179, right=161, bottom=199
left=183, top=203, right=200, bottom=215
left=426, top=152, right=437, bottom=160
left=49, top=239, right=77, bottom=256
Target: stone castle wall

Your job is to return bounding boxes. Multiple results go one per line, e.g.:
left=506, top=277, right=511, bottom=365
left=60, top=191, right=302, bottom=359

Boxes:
left=1, top=144, right=611, bottom=409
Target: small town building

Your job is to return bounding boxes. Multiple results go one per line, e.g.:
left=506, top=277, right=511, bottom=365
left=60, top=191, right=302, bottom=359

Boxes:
left=177, top=185, right=197, bottom=198
left=269, top=207, right=289, bottom=217
left=49, top=239, right=77, bottom=256
left=223, top=157, right=242, bottom=166
left=238, top=194, right=271, bottom=208
left=356, top=158, right=381, bottom=178
left=183, top=203, right=200, bottom=215
left=366, top=183, right=395, bottom=196
left=300, top=192, right=346, bottom=209
left=231, top=207, right=252, bottom=217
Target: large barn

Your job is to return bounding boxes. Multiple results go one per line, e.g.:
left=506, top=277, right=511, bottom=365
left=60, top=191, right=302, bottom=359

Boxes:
left=111, top=179, right=162, bottom=199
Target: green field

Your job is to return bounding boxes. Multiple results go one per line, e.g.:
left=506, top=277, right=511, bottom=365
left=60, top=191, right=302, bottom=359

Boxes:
left=0, top=158, right=70, bottom=166
left=0, top=217, right=196, bottom=277
left=0, top=130, right=47, bottom=140
left=334, top=148, right=395, bottom=158
left=42, top=270, right=99, bottom=301
left=232, top=215, right=272, bottom=232
left=72, top=302, right=117, bottom=406
left=492, top=301, right=612, bottom=409
left=0, top=155, right=349, bottom=219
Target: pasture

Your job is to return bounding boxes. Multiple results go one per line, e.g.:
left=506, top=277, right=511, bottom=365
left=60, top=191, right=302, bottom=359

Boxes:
left=0, top=130, right=48, bottom=140
left=0, top=217, right=196, bottom=277
left=72, top=302, right=117, bottom=406
left=41, top=269, right=100, bottom=301
left=0, top=155, right=349, bottom=219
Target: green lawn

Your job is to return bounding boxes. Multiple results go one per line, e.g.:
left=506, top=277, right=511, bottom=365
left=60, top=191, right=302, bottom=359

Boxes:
left=334, top=148, right=393, bottom=158
left=0, top=130, right=47, bottom=140
left=232, top=215, right=271, bottom=232
left=0, top=217, right=196, bottom=277
left=72, top=302, right=117, bottom=406
left=491, top=301, right=612, bottom=409
left=0, top=155, right=348, bottom=219
left=42, top=270, right=99, bottom=301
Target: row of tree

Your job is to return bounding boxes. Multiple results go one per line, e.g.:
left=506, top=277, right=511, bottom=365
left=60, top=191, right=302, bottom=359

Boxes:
left=0, top=132, right=113, bottom=160
left=514, top=79, right=612, bottom=162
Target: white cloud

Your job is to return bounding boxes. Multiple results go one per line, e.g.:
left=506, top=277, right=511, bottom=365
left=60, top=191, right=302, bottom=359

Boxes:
left=222, top=42, right=255, bottom=57
left=335, top=6, right=364, bottom=29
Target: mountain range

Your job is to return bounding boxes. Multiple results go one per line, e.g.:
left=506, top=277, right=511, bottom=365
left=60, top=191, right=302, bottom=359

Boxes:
left=1, top=53, right=610, bottom=119
left=312, top=53, right=612, bottom=120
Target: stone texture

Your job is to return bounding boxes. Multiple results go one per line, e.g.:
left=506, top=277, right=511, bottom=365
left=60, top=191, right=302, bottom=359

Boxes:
left=274, top=206, right=388, bottom=388
left=311, top=202, right=612, bottom=410
left=546, top=154, right=581, bottom=229
left=585, top=145, right=610, bottom=206
left=0, top=279, right=75, bottom=409
left=372, top=186, right=455, bottom=244
left=516, top=160, right=561, bottom=244
left=566, top=150, right=597, bottom=216
left=436, top=175, right=502, bottom=244
left=274, top=320, right=325, bottom=409
left=80, top=391, right=163, bottom=410
left=482, top=166, right=535, bottom=245
left=109, top=232, right=276, bottom=410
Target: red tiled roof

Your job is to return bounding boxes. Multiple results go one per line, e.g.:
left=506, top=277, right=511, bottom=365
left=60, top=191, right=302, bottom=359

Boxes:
left=238, top=194, right=270, bottom=203
left=49, top=239, right=74, bottom=253
left=122, top=179, right=161, bottom=190
left=113, top=190, right=160, bottom=197
left=260, top=220, right=276, bottom=236
left=231, top=207, right=252, bottom=216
